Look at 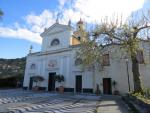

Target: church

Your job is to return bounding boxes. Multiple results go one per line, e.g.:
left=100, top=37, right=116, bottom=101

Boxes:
left=23, top=19, right=150, bottom=94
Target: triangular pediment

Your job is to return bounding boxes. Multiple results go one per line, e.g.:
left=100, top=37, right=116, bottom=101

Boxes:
left=41, top=23, right=73, bottom=37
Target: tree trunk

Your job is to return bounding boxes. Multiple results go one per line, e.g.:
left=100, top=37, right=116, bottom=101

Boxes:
left=131, top=55, right=143, bottom=93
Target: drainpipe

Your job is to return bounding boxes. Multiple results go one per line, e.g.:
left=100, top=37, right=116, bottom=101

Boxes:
left=92, top=67, right=96, bottom=93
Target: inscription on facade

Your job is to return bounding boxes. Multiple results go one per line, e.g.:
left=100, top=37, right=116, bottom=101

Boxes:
left=48, top=60, right=57, bottom=68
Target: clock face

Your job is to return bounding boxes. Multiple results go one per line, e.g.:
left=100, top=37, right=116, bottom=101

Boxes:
left=48, top=60, right=57, bottom=68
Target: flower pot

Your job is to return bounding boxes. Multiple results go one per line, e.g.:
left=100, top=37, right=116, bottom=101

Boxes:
left=32, top=86, right=39, bottom=91
left=113, top=90, right=119, bottom=95
left=58, top=86, right=64, bottom=93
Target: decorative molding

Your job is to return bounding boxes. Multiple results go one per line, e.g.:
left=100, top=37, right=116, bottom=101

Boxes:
left=48, top=60, right=58, bottom=68
left=41, top=23, right=72, bottom=37
left=46, top=67, right=59, bottom=71
left=46, top=29, right=67, bottom=36
left=30, top=63, right=36, bottom=70
left=29, top=48, right=72, bottom=57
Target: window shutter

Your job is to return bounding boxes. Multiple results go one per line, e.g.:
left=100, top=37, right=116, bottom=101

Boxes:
left=137, top=50, right=144, bottom=64
left=102, top=54, right=110, bottom=66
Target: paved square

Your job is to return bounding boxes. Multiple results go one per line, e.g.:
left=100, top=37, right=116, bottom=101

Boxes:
left=0, top=89, right=100, bottom=113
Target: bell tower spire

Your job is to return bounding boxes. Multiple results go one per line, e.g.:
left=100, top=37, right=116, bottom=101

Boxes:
left=29, top=45, right=33, bottom=54
left=56, top=12, right=61, bottom=23
left=68, top=19, right=71, bottom=26
left=77, top=18, right=84, bottom=31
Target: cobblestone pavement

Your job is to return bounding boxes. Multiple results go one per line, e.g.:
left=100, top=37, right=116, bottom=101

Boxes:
left=0, top=89, right=100, bottom=113
left=97, top=95, right=130, bottom=113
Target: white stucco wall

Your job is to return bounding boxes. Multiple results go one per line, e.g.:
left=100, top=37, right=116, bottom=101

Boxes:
left=23, top=22, right=150, bottom=94
left=139, top=41, right=150, bottom=89
left=41, top=25, right=73, bottom=52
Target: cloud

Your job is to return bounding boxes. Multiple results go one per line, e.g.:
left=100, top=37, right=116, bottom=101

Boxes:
left=0, top=27, right=42, bottom=44
left=60, top=0, right=146, bottom=23
left=59, top=9, right=81, bottom=24
left=25, top=9, right=55, bottom=33
left=58, top=0, right=68, bottom=8
left=0, top=9, right=56, bottom=44
left=58, top=0, right=73, bottom=9
left=0, top=0, right=147, bottom=44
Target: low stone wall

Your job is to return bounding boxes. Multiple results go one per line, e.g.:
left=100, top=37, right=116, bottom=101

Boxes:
left=122, top=95, right=150, bottom=113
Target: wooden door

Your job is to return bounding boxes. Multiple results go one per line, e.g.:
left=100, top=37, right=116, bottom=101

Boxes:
left=48, top=73, right=56, bottom=91
left=103, top=78, right=112, bottom=94
left=29, top=77, right=33, bottom=90
left=76, top=75, right=82, bottom=93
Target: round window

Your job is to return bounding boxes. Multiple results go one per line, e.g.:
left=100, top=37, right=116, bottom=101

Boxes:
left=51, top=39, right=60, bottom=46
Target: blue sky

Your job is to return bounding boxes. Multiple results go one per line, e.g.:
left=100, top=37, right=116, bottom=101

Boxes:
left=0, top=0, right=150, bottom=58
left=0, top=0, right=58, bottom=58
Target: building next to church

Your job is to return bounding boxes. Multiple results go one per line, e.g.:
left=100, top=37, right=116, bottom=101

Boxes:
left=23, top=19, right=150, bottom=94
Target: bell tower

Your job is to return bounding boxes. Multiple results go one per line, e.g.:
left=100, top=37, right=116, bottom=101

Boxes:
left=75, top=18, right=87, bottom=41
left=77, top=18, right=85, bottom=31
left=70, top=18, right=88, bottom=45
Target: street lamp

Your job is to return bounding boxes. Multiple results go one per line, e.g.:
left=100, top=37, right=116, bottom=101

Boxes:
left=125, top=58, right=131, bottom=92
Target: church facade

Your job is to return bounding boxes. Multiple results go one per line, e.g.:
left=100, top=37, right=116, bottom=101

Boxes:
left=23, top=19, right=150, bottom=94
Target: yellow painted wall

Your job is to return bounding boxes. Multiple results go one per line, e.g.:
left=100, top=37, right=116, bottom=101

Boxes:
left=70, top=37, right=81, bottom=45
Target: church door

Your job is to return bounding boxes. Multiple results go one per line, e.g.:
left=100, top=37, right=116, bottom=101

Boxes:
left=103, top=78, right=112, bottom=94
left=48, top=73, right=56, bottom=91
left=29, top=77, right=33, bottom=90
left=75, top=75, right=82, bottom=93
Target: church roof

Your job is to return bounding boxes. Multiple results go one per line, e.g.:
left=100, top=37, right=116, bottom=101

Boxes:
left=40, top=23, right=74, bottom=37
left=77, top=18, right=84, bottom=24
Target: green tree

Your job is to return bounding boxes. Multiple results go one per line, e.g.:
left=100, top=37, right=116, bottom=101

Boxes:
left=78, top=11, right=150, bottom=93
left=0, top=9, right=3, bottom=18
left=32, top=75, right=44, bottom=87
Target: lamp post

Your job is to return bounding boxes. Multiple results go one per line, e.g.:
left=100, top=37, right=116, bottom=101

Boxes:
left=125, top=58, right=131, bottom=92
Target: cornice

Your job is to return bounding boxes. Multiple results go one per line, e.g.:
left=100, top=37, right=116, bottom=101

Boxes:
left=40, top=23, right=73, bottom=37
left=28, top=47, right=73, bottom=57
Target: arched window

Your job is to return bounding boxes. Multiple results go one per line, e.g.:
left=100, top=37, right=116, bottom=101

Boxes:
left=77, top=36, right=81, bottom=40
left=51, top=39, right=60, bottom=46
left=30, top=64, right=36, bottom=69
left=75, top=58, right=82, bottom=65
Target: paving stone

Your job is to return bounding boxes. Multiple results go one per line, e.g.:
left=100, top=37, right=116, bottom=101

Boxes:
left=0, top=89, right=130, bottom=113
left=0, top=89, right=97, bottom=113
left=97, top=95, right=130, bottom=113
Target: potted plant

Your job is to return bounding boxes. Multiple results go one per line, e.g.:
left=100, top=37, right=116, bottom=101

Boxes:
left=32, top=75, right=44, bottom=91
left=112, top=80, right=119, bottom=95
left=55, top=75, right=65, bottom=93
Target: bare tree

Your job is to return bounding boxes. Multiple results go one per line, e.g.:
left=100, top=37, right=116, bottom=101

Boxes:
left=78, top=10, right=150, bottom=93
